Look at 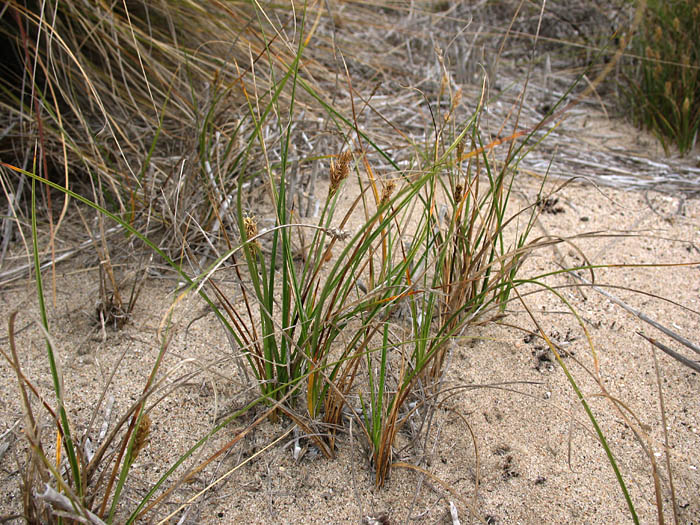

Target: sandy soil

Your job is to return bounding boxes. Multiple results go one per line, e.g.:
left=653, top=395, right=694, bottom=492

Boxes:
left=1, top=170, right=699, bottom=524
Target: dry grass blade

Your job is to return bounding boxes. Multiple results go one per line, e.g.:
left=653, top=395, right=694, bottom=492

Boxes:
left=650, top=341, right=680, bottom=525
left=5, top=312, right=49, bottom=521
left=392, top=462, right=486, bottom=525
left=568, top=269, right=700, bottom=360
left=638, top=333, right=700, bottom=374
left=155, top=425, right=295, bottom=525
left=6, top=313, right=43, bottom=464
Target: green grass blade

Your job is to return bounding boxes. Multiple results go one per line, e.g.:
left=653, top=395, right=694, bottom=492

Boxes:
left=31, top=168, right=82, bottom=498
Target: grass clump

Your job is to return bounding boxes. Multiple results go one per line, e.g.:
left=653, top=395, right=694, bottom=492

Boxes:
left=357, top=127, right=538, bottom=486
left=621, top=0, right=700, bottom=154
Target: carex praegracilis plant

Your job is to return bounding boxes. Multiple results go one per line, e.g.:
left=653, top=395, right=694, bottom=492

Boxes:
left=356, top=115, right=543, bottom=486
left=223, top=139, right=445, bottom=454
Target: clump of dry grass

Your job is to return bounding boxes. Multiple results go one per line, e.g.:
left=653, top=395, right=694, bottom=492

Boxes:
left=0, top=0, right=330, bottom=259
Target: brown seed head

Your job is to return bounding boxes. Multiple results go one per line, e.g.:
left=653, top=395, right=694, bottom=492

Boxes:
left=453, top=87, right=462, bottom=109
left=654, top=26, right=663, bottom=43
left=456, top=140, right=465, bottom=161
left=380, top=179, right=396, bottom=206
left=329, top=150, right=352, bottom=196
left=243, top=216, right=261, bottom=250
left=654, top=63, right=663, bottom=78
left=132, top=413, right=151, bottom=461
left=454, top=183, right=463, bottom=203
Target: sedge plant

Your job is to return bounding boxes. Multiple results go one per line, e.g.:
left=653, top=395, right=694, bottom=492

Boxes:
left=354, top=121, right=542, bottom=486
